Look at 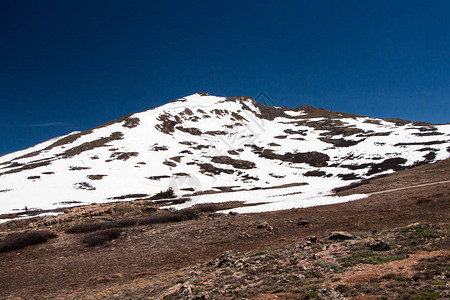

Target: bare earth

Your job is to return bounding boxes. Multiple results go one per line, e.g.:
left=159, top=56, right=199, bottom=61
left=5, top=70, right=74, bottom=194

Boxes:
left=0, top=159, right=449, bottom=299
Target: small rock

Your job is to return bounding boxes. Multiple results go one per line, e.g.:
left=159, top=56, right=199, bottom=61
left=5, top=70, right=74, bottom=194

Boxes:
left=297, top=216, right=310, bottom=226
left=366, top=239, right=390, bottom=251
left=218, top=251, right=234, bottom=268
left=207, top=259, right=219, bottom=267
left=228, top=211, right=237, bottom=216
left=233, top=259, right=244, bottom=268
left=308, top=236, right=318, bottom=243
left=239, top=233, right=251, bottom=239
left=257, top=221, right=274, bottom=231
left=433, top=274, right=446, bottom=281
left=318, top=287, right=345, bottom=299
left=329, top=231, right=354, bottom=240
left=179, top=284, right=193, bottom=296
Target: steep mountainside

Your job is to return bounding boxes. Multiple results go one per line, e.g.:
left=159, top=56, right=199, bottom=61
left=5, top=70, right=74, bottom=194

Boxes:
left=0, top=93, right=449, bottom=215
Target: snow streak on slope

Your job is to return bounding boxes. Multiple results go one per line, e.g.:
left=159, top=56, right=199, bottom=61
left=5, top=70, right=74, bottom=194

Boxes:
left=0, top=93, right=449, bottom=215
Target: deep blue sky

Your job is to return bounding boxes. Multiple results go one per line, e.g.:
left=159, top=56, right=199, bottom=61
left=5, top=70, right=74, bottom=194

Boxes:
left=1, top=0, right=449, bottom=155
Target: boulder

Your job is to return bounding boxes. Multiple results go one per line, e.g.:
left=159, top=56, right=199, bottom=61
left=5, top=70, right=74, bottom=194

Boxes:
left=328, top=231, right=354, bottom=240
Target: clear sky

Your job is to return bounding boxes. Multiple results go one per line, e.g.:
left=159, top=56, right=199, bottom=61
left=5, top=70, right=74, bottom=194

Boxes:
left=1, top=0, right=449, bottom=155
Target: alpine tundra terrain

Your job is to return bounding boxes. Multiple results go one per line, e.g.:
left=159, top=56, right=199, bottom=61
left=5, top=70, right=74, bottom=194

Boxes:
left=0, top=93, right=449, bottom=299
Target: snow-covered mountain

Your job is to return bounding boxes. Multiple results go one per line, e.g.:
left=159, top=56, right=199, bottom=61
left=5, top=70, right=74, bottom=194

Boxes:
left=0, top=93, right=449, bottom=215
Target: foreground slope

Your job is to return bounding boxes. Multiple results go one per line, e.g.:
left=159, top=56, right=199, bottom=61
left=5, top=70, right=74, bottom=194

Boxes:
left=0, top=158, right=448, bottom=299
left=0, top=93, right=449, bottom=214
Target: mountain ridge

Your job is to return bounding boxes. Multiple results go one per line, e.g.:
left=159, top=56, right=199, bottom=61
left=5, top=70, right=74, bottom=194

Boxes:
left=0, top=92, right=449, bottom=217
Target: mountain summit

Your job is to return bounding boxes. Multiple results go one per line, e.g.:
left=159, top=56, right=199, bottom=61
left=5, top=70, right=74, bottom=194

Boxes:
left=0, top=93, right=449, bottom=215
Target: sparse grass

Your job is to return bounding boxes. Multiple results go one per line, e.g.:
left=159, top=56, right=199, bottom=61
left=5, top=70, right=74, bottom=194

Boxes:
left=411, top=291, right=441, bottom=300
left=305, top=290, right=318, bottom=298
left=81, top=228, right=122, bottom=247
left=83, top=222, right=448, bottom=299
left=431, top=280, right=445, bottom=285
left=313, top=259, right=343, bottom=271
left=0, top=230, right=57, bottom=252
left=381, top=273, right=408, bottom=282
left=340, top=251, right=405, bottom=267
left=335, top=284, right=356, bottom=296
left=396, top=224, right=446, bottom=251
left=413, top=256, right=449, bottom=280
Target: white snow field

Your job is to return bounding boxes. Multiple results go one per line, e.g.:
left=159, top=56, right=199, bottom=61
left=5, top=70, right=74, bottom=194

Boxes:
left=0, top=93, right=449, bottom=215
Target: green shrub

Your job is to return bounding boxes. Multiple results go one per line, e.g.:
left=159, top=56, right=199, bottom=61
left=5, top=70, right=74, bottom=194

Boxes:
left=411, top=291, right=440, bottom=300
left=305, top=290, right=318, bottom=299
left=431, top=280, right=445, bottom=285
left=150, top=187, right=175, bottom=200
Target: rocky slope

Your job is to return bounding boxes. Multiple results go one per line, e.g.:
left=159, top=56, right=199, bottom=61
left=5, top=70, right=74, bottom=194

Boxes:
left=0, top=93, right=449, bottom=215
left=0, top=159, right=448, bottom=299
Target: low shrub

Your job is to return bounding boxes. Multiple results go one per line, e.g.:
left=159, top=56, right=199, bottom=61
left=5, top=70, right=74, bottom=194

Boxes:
left=0, top=231, right=57, bottom=253
left=81, top=228, right=122, bottom=247
left=193, top=203, right=223, bottom=213
left=113, top=218, right=138, bottom=228
left=149, top=187, right=175, bottom=200
left=66, top=203, right=219, bottom=234
left=335, top=284, right=356, bottom=296
left=66, top=219, right=138, bottom=234
left=138, top=208, right=197, bottom=225
left=152, top=197, right=190, bottom=205
left=66, top=221, right=114, bottom=234
left=411, top=291, right=440, bottom=300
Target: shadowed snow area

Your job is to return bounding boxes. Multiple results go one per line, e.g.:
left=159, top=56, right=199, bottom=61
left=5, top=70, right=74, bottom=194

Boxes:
left=0, top=93, right=449, bottom=214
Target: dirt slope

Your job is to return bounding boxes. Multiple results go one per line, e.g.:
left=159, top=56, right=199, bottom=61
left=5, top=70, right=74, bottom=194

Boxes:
left=0, top=159, right=448, bottom=299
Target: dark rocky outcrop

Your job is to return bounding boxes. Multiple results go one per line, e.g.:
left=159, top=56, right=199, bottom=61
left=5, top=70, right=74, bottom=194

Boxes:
left=175, top=126, right=202, bottom=136
left=123, top=117, right=140, bottom=128
left=147, top=175, right=171, bottom=181
left=62, top=132, right=124, bottom=158
left=303, top=170, right=327, bottom=177
left=110, top=152, right=139, bottom=161
left=260, top=149, right=330, bottom=167
left=394, top=140, right=447, bottom=146
left=211, top=156, right=256, bottom=169
left=366, top=157, right=407, bottom=176
left=163, top=160, right=177, bottom=167
left=197, top=163, right=234, bottom=175
left=87, top=175, right=107, bottom=180
left=155, top=113, right=182, bottom=134
left=319, top=138, right=364, bottom=147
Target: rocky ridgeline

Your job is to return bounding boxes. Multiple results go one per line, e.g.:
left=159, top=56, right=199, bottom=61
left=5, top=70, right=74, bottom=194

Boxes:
left=0, top=93, right=449, bottom=215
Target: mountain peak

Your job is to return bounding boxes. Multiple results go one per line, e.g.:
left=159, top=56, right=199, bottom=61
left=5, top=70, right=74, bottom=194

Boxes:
left=0, top=93, right=448, bottom=217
